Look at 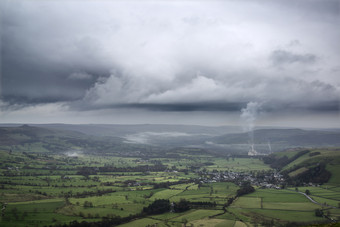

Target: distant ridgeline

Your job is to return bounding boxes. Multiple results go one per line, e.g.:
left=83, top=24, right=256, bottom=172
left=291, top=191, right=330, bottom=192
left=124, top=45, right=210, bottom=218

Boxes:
left=1, top=124, right=340, bottom=156
left=211, top=128, right=340, bottom=155
left=0, top=125, right=154, bottom=155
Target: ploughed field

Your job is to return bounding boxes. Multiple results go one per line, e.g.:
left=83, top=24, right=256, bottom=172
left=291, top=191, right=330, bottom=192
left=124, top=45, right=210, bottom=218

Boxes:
left=1, top=147, right=340, bottom=227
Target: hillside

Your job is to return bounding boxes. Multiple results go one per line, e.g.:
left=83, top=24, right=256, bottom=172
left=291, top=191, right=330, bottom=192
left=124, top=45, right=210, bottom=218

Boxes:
left=0, top=123, right=242, bottom=137
left=263, top=148, right=340, bottom=185
left=0, top=125, right=140, bottom=155
left=1, top=125, right=340, bottom=156
left=0, top=124, right=85, bottom=145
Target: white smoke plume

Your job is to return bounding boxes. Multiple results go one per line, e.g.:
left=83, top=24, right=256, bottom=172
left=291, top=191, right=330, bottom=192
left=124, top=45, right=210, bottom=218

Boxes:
left=268, top=141, right=272, bottom=152
left=241, top=102, right=262, bottom=154
left=241, top=102, right=261, bottom=132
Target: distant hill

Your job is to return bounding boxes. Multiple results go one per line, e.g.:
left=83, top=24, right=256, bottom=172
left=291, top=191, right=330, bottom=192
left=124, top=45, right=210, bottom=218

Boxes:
left=28, top=124, right=243, bottom=137
left=1, top=124, right=339, bottom=156
left=211, top=128, right=340, bottom=148
left=0, top=125, right=131, bottom=155
left=0, top=124, right=243, bottom=149
left=0, top=124, right=85, bottom=146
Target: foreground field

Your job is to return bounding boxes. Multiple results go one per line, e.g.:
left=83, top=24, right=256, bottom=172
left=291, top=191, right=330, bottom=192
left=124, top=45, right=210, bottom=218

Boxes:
left=229, top=189, right=329, bottom=225
left=1, top=148, right=340, bottom=226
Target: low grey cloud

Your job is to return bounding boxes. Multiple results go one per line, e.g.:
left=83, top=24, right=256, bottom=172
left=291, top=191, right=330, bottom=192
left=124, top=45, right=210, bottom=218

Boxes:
left=80, top=72, right=339, bottom=113
left=68, top=72, right=93, bottom=81
left=270, top=50, right=317, bottom=65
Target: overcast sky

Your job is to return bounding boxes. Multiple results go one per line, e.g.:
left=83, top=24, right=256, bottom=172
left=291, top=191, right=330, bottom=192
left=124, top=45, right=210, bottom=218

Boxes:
left=0, top=0, right=339, bottom=127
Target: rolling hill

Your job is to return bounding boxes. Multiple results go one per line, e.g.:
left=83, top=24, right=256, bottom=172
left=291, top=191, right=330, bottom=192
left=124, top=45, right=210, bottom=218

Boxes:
left=263, top=148, right=340, bottom=185
left=209, top=128, right=340, bottom=153
left=1, top=124, right=340, bottom=156
left=0, top=125, right=138, bottom=155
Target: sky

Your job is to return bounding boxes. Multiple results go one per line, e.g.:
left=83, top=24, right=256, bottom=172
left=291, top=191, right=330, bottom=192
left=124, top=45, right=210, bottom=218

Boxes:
left=0, top=0, right=339, bottom=128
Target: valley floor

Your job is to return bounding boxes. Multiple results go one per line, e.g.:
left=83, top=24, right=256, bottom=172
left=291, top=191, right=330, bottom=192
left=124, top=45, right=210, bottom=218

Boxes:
left=1, top=148, right=340, bottom=227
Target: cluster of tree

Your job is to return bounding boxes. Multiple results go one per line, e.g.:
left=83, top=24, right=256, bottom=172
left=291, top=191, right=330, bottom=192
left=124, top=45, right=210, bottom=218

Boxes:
left=189, top=201, right=216, bottom=208
left=152, top=182, right=171, bottom=189
left=83, top=201, right=93, bottom=208
left=224, top=197, right=234, bottom=209
left=53, top=212, right=145, bottom=227
left=287, top=163, right=331, bottom=185
left=236, top=182, right=255, bottom=197
left=77, top=167, right=98, bottom=176
left=100, top=182, right=115, bottom=186
left=33, top=190, right=48, bottom=196
left=122, top=180, right=147, bottom=187
left=140, top=199, right=192, bottom=216
left=174, top=199, right=190, bottom=212
left=258, top=218, right=275, bottom=227
left=142, top=199, right=170, bottom=215
left=263, top=150, right=310, bottom=170
left=188, top=164, right=203, bottom=171
left=0, top=180, right=36, bottom=186
left=73, top=189, right=115, bottom=198
left=315, top=208, right=324, bottom=217
left=203, top=162, right=215, bottom=166
left=152, top=179, right=191, bottom=189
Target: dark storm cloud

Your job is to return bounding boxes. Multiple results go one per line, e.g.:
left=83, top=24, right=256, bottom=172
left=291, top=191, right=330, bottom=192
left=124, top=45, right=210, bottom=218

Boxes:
left=1, top=1, right=113, bottom=103
left=259, top=101, right=340, bottom=113
left=101, top=101, right=340, bottom=112
left=77, top=102, right=246, bottom=112
left=295, top=101, right=340, bottom=111
left=0, top=0, right=339, bottom=125
left=80, top=71, right=339, bottom=113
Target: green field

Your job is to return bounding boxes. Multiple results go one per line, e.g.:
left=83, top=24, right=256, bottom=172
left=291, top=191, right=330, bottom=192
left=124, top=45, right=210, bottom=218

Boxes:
left=232, top=197, right=261, bottom=209
left=0, top=199, right=90, bottom=227
left=327, top=165, right=340, bottom=185
left=205, top=157, right=272, bottom=172
left=191, top=218, right=234, bottom=227
left=227, top=188, right=338, bottom=225
left=171, top=209, right=222, bottom=222
left=1, top=147, right=340, bottom=227
left=118, top=218, right=165, bottom=227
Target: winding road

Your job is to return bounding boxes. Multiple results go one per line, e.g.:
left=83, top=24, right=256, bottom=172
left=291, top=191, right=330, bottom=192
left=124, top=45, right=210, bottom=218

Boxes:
left=293, top=190, right=338, bottom=209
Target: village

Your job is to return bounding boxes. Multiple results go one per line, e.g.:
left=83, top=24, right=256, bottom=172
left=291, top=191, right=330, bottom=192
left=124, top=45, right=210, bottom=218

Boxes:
left=196, top=169, right=286, bottom=189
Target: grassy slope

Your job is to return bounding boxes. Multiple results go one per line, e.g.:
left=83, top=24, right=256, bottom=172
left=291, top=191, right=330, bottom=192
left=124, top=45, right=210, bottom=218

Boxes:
left=272, top=148, right=340, bottom=185
left=227, top=148, right=340, bottom=225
